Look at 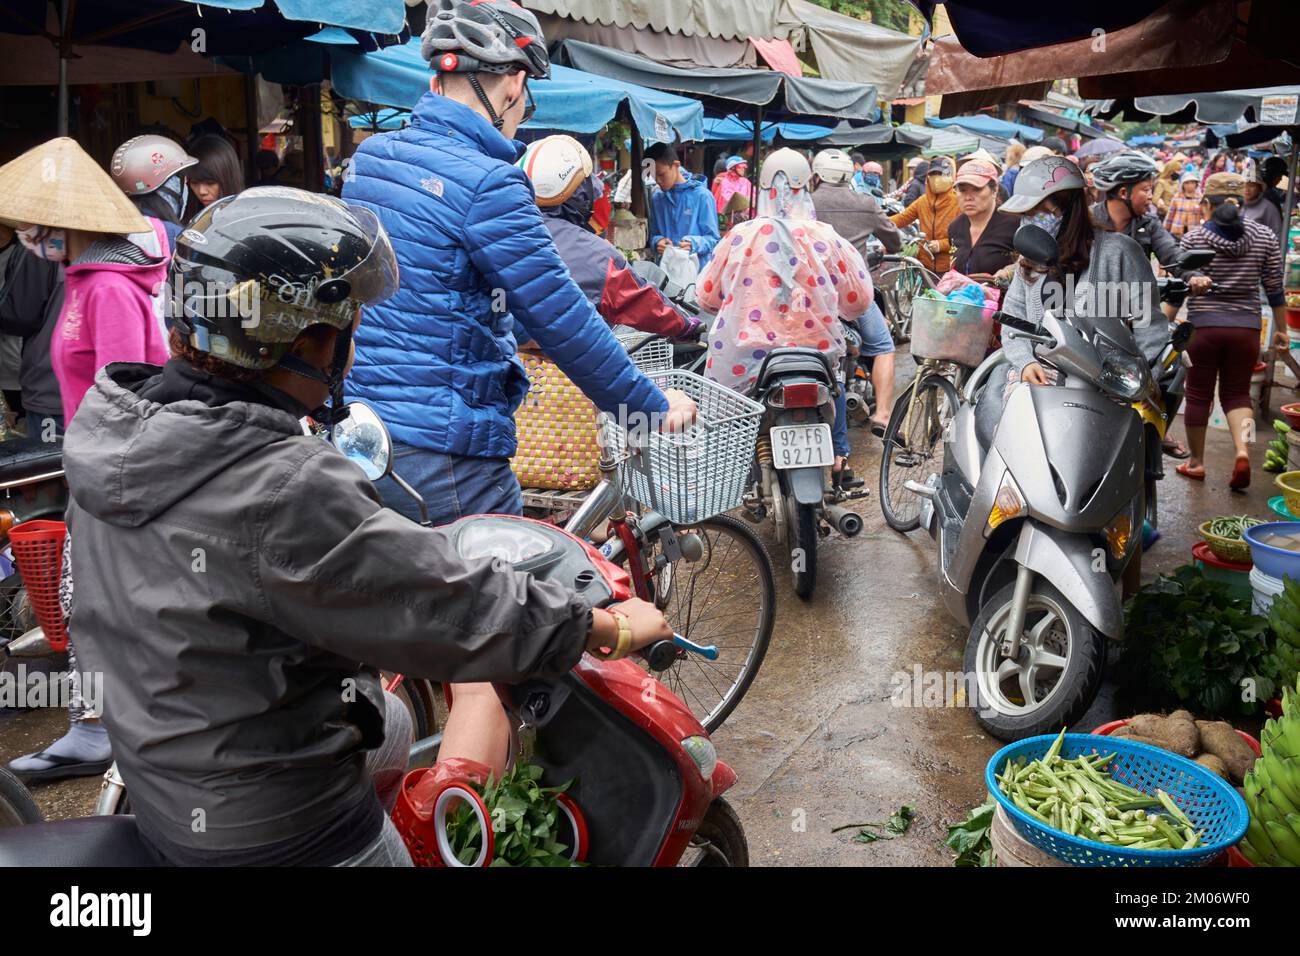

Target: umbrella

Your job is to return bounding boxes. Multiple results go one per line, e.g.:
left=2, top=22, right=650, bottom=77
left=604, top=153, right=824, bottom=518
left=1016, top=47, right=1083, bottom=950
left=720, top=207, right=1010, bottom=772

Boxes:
left=1075, top=137, right=1126, bottom=158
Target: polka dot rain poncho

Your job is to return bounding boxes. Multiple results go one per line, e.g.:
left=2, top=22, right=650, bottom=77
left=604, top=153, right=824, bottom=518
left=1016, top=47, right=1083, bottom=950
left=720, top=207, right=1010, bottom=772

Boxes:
left=696, top=197, right=872, bottom=395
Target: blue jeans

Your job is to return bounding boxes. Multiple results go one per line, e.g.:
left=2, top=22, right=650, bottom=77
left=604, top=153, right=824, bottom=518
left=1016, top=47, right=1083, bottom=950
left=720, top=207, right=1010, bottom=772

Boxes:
left=832, top=387, right=850, bottom=458
left=379, top=444, right=523, bottom=525
left=858, top=301, right=895, bottom=357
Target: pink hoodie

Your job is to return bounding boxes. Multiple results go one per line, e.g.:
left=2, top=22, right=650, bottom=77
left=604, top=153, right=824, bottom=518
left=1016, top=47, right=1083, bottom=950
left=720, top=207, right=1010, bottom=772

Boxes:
left=53, top=218, right=170, bottom=422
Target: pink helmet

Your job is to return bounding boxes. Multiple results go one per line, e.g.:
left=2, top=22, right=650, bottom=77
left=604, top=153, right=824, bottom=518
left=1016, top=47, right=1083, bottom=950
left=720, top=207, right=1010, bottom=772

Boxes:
left=862, top=161, right=883, bottom=175
left=110, top=134, right=198, bottom=197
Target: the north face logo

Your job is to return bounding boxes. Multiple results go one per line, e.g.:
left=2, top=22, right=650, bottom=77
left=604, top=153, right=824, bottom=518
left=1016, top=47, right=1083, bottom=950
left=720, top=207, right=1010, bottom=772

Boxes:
left=421, top=176, right=445, bottom=197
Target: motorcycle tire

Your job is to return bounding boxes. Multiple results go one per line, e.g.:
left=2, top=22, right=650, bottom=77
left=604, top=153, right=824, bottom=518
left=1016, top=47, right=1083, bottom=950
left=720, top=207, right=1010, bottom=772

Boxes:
left=879, top=375, right=960, bottom=533
left=0, top=767, right=43, bottom=827
left=964, top=579, right=1106, bottom=742
left=790, top=500, right=817, bottom=600
left=382, top=673, right=438, bottom=743
left=688, top=797, right=748, bottom=867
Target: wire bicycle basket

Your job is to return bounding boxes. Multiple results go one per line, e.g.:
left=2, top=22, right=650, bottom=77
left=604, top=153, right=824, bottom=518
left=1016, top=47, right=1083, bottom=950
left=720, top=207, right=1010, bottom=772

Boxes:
left=600, top=369, right=763, bottom=525
left=613, top=326, right=674, bottom=375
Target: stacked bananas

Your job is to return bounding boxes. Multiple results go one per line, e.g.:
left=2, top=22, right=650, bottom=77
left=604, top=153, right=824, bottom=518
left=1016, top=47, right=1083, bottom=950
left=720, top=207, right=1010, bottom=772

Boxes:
left=1268, top=577, right=1300, bottom=681
left=1238, top=676, right=1300, bottom=866
left=1264, top=420, right=1291, bottom=474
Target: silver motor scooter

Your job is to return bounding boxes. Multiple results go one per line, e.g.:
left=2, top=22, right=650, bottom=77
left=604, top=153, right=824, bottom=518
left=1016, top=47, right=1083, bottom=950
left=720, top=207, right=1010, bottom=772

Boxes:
left=908, top=227, right=1149, bottom=741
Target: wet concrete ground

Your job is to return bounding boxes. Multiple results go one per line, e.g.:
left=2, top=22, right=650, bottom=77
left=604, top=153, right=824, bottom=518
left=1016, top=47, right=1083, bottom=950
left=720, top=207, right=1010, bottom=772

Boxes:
left=1, top=351, right=1293, bottom=863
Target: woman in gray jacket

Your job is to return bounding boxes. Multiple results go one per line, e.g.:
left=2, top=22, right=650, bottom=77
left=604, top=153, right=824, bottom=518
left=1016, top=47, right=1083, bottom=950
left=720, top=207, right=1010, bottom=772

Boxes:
left=976, top=157, right=1161, bottom=443
left=60, top=189, right=673, bottom=867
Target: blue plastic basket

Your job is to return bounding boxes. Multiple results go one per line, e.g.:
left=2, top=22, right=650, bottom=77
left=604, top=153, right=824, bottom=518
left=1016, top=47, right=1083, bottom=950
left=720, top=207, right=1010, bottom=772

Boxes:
left=985, top=734, right=1249, bottom=867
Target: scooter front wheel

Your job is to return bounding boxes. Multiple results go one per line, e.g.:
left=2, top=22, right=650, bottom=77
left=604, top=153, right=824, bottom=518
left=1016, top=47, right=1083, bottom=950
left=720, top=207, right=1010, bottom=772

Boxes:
left=964, top=579, right=1105, bottom=742
left=684, top=797, right=748, bottom=867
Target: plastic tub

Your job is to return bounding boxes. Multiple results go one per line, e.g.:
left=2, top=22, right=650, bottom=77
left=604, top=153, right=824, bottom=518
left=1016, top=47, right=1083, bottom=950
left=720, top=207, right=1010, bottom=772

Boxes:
left=1269, top=495, right=1298, bottom=521
left=1191, top=541, right=1253, bottom=601
left=1250, top=565, right=1285, bottom=616
left=1244, top=520, right=1300, bottom=579
left=910, top=296, right=993, bottom=368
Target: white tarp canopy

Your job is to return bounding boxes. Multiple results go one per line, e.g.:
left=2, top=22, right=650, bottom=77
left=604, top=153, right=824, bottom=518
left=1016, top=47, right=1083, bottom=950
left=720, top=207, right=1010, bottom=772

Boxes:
left=775, top=0, right=922, bottom=100
left=522, top=0, right=790, bottom=42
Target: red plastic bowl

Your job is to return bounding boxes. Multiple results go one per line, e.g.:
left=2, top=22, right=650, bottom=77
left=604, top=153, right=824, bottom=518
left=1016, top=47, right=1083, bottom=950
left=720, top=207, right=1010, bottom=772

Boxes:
left=1091, top=719, right=1261, bottom=757
left=1282, top=403, right=1300, bottom=429
left=1226, top=845, right=1254, bottom=867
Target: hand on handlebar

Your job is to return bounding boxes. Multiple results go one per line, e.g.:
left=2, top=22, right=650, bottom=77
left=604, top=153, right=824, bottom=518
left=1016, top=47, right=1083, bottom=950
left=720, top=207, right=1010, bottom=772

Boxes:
left=1188, top=275, right=1213, bottom=295
left=587, top=599, right=673, bottom=655
left=661, top=388, right=698, bottom=432
left=1021, top=362, right=1050, bottom=386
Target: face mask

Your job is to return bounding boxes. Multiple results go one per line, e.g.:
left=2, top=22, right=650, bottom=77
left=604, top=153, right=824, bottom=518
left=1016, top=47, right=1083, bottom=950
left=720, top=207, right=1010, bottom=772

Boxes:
left=17, top=224, right=67, bottom=263
left=863, top=174, right=881, bottom=189
left=1021, top=209, right=1063, bottom=238
left=929, top=175, right=954, bottom=194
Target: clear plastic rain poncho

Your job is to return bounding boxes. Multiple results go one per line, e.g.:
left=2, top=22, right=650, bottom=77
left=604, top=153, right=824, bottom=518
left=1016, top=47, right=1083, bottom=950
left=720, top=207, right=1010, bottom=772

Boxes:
left=697, top=172, right=873, bottom=394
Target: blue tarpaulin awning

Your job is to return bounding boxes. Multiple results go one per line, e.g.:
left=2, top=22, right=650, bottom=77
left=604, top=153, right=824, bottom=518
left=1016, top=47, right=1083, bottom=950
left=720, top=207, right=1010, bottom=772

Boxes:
left=331, top=39, right=705, bottom=145
left=703, top=115, right=834, bottom=143
left=348, top=107, right=408, bottom=131
left=925, top=114, right=1042, bottom=143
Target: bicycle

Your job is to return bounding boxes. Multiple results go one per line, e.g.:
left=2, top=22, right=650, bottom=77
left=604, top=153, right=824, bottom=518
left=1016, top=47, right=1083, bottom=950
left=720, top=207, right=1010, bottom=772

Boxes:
left=876, top=252, right=940, bottom=345
left=878, top=357, right=966, bottom=533
left=517, top=341, right=776, bottom=733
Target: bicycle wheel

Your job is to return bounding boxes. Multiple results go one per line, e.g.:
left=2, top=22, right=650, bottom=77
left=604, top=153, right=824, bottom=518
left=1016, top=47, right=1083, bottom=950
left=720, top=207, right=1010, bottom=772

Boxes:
left=879, top=374, right=961, bottom=533
left=641, top=514, right=775, bottom=733
left=0, top=767, right=42, bottom=827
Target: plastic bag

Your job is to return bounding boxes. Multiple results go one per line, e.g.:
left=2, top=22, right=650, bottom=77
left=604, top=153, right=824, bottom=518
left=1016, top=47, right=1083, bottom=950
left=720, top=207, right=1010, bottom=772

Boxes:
left=660, top=243, right=700, bottom=289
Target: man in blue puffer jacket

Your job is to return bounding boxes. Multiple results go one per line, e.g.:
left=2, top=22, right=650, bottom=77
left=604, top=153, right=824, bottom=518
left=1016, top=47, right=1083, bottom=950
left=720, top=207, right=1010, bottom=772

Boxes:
left=646, top=142, right=722, bottom=268
left=343, top=0, right=695, bottom=526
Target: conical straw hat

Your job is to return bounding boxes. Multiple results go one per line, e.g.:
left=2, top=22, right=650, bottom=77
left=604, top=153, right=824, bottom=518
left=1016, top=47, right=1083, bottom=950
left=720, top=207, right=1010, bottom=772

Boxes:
left=0, top=137, right=149, bottom=235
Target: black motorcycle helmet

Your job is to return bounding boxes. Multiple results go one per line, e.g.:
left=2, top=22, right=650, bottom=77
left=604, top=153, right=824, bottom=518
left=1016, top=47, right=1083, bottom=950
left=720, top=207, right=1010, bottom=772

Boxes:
left=169, top=186, right=398, bottom=420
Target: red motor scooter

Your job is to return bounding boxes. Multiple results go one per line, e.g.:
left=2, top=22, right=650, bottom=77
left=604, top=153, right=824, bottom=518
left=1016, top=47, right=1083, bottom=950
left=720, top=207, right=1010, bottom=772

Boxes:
left=393, top=513, right=747, bottom=867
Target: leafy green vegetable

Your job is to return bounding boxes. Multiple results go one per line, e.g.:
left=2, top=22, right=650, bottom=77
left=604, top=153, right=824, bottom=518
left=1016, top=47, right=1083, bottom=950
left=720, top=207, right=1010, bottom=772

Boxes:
left=946, top=800, right=996, bottom=867
left=1118, top=565, right=1281, bottom=717
left=444, top=762, right=582, bottom=867
left=834, top=804, right=915, bottom=844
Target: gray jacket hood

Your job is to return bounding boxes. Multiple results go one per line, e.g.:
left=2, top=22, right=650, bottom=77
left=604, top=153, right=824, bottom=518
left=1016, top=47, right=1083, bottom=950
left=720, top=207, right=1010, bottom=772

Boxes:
left=65, top=363, right=305, bottom=528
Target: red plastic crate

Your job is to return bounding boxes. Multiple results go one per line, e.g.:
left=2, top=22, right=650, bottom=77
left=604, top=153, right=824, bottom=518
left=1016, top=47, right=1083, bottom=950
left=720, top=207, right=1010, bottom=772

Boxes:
left=8, top=519, right=68, bottom=651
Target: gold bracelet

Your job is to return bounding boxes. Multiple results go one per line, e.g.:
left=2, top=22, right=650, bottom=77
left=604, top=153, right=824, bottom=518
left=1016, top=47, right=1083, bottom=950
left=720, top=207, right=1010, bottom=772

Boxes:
left=606, top=609, right=633, bottom=661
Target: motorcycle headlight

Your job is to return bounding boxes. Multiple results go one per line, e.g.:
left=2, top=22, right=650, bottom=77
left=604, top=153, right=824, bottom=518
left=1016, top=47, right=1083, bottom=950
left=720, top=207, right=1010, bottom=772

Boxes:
left=1098, top=352, right=1151, bottom=403
left=681, top=736, right=717, bottom=780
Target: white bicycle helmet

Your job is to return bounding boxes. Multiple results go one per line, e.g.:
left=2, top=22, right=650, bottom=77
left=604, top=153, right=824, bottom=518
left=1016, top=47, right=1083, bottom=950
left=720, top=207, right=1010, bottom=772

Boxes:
left=421, top=0, right=550, bottom=79
left=760, top=148, right=813, bottom=190
left=519, top=135, right=593, bottom=207
left=812, top=148, right=854, bottom=185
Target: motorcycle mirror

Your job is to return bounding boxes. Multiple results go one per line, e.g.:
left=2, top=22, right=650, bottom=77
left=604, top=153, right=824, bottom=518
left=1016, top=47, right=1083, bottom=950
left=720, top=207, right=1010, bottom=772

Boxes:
left=1170, top=322, right=1195, bottom=351
left=331, top=401, right=394, bottom=481
left=1179, top=249, right=1215, bottom=269
left=1013, top=224, right=1059, bottom=267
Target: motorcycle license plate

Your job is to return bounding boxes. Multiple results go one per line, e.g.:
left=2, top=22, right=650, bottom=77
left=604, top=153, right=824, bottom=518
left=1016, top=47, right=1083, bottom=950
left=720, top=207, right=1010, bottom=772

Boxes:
left=771, top=424, right=834, bottom=470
